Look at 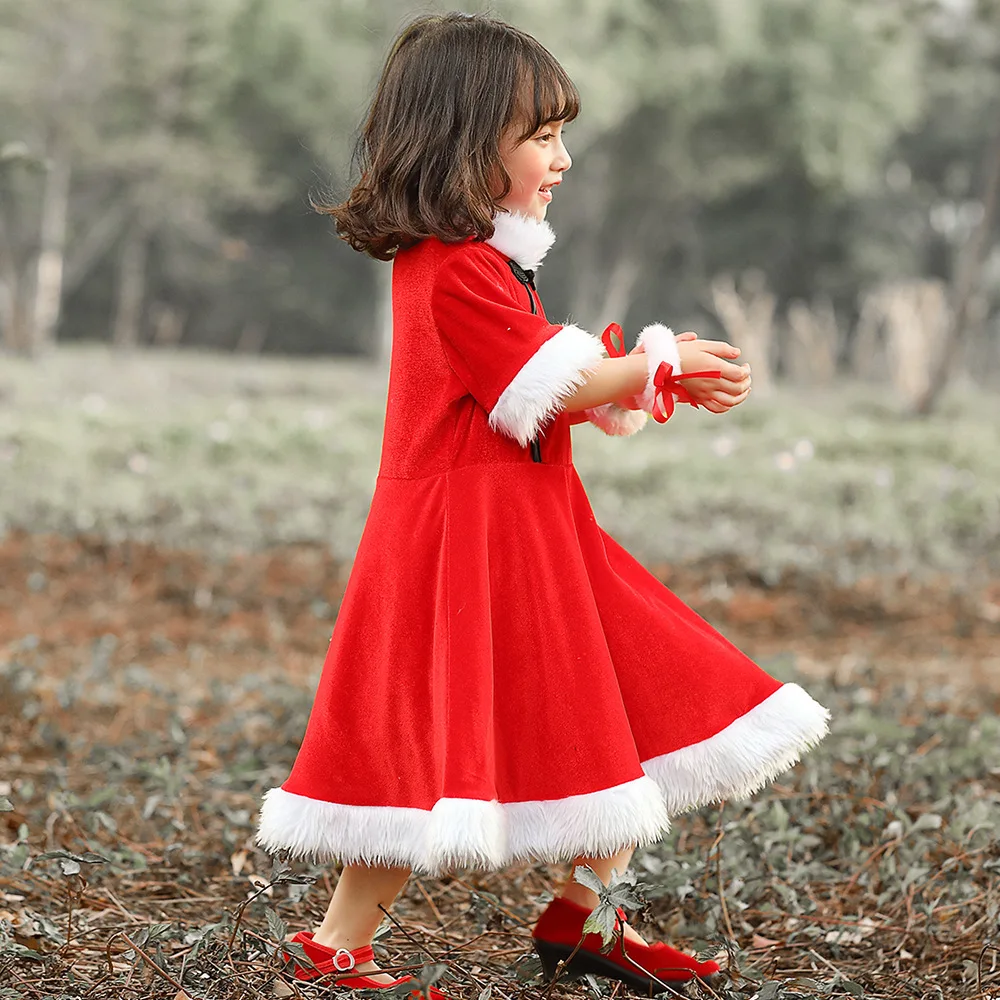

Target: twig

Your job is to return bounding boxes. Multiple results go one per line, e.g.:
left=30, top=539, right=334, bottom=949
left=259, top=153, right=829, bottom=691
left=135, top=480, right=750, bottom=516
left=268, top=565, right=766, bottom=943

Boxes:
left=107, top=930, right=193, bottom=996
left=447, top=876, right=530, bottom=927
left=712, top=806, right=737, bottom=946
left=978, top=942, right=999, bottom=998
left=807, top=946, right=849, bottom=980
left=414, top=878, right=446, bottom=925
left=539, top=933, right=588, bottom=1000
left=377, top=901, right=486, bottom=995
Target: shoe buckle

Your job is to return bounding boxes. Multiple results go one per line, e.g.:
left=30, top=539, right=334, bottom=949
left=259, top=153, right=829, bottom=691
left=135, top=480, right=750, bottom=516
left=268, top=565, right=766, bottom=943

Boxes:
left=332, top=948, right=356, bottom=972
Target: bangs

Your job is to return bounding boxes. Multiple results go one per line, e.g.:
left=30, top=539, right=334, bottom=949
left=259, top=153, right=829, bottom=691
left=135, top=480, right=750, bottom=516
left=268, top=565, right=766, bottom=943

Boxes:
left=510, top=47, right=580, bottom=141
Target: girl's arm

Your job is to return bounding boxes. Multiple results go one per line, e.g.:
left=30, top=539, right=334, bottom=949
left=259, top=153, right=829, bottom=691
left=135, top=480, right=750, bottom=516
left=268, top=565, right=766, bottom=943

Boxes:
left=561, top=340, right=748, bottom=412
left=560, top=355, right=648, bottom=412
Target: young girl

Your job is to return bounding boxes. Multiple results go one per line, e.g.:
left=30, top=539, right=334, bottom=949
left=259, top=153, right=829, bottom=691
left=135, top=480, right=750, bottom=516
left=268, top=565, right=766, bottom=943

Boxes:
left=256, top=12, right=829, bottom=996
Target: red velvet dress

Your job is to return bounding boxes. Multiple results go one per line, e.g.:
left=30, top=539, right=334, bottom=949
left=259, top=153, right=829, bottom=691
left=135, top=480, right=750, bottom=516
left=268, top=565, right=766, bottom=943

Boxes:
left=256, top=212, right=829, bottom=874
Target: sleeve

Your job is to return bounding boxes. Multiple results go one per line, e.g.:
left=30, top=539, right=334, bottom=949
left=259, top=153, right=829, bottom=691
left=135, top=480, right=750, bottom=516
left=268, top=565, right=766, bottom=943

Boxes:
left=431, top=249, right=604, bottom=447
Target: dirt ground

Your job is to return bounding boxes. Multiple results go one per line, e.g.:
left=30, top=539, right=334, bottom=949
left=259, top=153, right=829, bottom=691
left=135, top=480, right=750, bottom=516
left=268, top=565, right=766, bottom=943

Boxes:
left=2, top=531, right=998, bottom=999
left=2, top=531, right=997, bottom=703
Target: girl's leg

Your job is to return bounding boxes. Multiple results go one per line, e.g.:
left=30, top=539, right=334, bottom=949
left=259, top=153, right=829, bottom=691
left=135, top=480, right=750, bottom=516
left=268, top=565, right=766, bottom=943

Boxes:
left=556, top=844, right=650, bottom=945
left=312, top=862, right=412, bottom=983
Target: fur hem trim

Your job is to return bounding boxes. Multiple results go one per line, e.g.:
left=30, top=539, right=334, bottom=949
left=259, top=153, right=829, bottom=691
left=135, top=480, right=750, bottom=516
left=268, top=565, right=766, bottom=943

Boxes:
left=635, top=323, right=682, bottom=413
left=506, top=776, right=670, bottom=863
left=485, top=211, right=556, bottom=271
left=255, top=777, right=670, bottom=875
left=641, top=683, right=831, bottom=815
left=489, top=323, right=604, bottom=446
left=585, top=403, right=649, bottom=436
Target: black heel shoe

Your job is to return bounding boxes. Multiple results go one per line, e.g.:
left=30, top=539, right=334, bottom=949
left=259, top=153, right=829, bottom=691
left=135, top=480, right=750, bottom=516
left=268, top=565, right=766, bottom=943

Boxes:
left=535, top=939, right=573, bottom=982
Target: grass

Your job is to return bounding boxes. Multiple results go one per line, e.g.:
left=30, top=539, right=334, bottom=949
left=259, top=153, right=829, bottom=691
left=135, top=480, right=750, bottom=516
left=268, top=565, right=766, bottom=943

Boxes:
left=1, top=346, right=999, bottom=585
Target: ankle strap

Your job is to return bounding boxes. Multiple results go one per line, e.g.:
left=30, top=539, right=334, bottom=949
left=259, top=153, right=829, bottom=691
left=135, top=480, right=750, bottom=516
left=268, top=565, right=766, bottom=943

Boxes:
left=327, top=944, right=374, bottom=971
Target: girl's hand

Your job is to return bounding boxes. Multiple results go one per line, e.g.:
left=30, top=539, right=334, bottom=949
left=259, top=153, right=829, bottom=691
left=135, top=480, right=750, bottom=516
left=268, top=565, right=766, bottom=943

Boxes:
left=617, top=331, right=703, bottom=409
left=677, top=339, right=752, bottom=413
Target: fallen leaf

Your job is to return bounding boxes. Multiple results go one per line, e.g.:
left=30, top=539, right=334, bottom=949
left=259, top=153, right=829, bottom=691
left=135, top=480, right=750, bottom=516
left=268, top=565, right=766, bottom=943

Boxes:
left=752, top=934, right=781, bottom=948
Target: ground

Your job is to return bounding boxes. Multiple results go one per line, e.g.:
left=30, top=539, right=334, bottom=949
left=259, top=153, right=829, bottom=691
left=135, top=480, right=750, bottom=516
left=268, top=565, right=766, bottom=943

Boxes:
left=0, top=347, right=998, bottom=999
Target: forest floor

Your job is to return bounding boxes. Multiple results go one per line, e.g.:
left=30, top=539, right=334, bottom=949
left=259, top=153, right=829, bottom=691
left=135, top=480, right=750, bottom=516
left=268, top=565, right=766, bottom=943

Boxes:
left=1, top=348, right=999, bottom=999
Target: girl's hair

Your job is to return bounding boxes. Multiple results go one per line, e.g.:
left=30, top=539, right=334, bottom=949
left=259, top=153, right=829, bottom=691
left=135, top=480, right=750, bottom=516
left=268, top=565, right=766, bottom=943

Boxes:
left=321, top=12, right=579, bottom=260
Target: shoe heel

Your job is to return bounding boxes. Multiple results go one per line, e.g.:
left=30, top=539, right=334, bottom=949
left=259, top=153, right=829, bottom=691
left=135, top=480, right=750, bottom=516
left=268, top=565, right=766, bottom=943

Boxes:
left=534, top=940, right=573, bottom=982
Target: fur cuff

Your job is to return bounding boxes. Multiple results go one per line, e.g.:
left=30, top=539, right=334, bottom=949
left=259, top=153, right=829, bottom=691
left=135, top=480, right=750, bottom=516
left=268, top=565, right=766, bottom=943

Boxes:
left=585, top=402, right=649, bottom=436
left=635, top=323, right=682, bottom=413
left=490, top=324, right=604, bottom=446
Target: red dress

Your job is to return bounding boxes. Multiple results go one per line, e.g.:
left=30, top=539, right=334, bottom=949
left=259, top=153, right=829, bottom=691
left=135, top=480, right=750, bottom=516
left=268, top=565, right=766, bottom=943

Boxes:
left=255, top=211, right=829, bottom=874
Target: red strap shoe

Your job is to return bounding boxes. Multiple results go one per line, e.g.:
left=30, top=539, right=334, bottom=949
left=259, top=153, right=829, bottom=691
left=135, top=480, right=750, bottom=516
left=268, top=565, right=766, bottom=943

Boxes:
left=532, top=895, right=720, bottom=993
left=280, top=931, right=448, bottom=998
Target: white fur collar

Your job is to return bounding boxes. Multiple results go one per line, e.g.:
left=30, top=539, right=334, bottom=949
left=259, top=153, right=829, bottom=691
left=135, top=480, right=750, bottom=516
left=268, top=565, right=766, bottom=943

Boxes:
left=485, top=211, right=555, bottom=271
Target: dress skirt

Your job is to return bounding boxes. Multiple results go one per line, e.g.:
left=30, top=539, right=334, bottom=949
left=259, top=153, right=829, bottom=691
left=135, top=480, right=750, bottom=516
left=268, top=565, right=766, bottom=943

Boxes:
left=254, top=218, right=829, bottom=875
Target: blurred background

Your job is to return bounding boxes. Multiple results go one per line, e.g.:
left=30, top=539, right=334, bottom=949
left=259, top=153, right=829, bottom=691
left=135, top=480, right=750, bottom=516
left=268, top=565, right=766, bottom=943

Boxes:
left=1, top=0, right=998, bottom=377
left=1, top=4, right=999, bottom=995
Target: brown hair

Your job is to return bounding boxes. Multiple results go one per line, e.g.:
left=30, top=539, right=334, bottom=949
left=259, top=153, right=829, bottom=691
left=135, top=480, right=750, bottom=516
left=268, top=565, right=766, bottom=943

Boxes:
left=320, top=12, right=579, bottom=260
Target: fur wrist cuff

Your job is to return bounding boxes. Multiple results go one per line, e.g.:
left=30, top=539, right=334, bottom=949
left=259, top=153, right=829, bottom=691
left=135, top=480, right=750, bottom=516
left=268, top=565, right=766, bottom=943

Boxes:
left=585, top=403, right=649, bottom=436
left=635, top=324, right=682, bottom=413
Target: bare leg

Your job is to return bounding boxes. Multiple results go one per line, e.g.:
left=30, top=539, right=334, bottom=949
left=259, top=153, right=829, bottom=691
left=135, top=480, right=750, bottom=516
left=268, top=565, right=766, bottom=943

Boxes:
left=556, top=843, right=649, bottom=946
left=312, top=863, right=412, bottom=984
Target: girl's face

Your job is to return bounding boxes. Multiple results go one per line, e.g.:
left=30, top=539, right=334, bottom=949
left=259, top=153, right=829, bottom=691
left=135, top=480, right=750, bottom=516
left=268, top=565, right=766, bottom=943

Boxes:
left=496, top=119, right=572, bottom=221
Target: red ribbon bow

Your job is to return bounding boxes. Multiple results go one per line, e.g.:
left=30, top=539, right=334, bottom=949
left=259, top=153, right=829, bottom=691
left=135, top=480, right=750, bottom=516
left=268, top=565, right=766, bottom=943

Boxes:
left=602, top=323, right=626, bottom=358
left=651, top=361, right=722, bottom=422
left=602, top=323, right=722, bottom=423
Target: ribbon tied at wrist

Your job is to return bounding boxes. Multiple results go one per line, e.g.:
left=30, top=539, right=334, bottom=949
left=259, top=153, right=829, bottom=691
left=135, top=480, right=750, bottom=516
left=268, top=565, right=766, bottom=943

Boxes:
left=602, top=323, right=723, bottom=422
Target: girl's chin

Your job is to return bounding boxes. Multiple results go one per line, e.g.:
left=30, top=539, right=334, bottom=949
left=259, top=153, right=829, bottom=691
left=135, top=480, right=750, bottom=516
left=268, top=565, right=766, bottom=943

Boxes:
left=498, top=200, right=548, bottom=221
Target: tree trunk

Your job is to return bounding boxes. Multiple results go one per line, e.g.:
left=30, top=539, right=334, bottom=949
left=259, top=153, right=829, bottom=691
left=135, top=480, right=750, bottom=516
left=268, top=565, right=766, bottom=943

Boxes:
left=596, top=248, right=643, bottom=332
left=32, top=140, right=72, bottom=351
left=1, top=275, right=35, bottom=355
left=914, top=123, right=1000, bottom=415
left=567, top=147, right=612, bottom=326
left=112, top=222, right=149, bottom=348
left=63, top=198, right=129, bottom=295
left=235, top=319, right=266, bottom=353
left=710, top=271, right=776, bottom=395
left=0, top=164, right=39, bottom=356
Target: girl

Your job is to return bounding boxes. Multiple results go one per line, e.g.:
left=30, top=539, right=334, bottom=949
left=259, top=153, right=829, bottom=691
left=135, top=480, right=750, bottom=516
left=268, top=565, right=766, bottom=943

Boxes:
left=256, top=12, right=829, bottom=996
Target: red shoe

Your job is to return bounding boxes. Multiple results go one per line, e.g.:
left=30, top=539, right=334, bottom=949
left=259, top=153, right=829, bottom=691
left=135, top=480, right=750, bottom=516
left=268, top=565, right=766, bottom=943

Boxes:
left=280, top=931, right=448, bottom=998
left=532, top=896, right=720, bottom=994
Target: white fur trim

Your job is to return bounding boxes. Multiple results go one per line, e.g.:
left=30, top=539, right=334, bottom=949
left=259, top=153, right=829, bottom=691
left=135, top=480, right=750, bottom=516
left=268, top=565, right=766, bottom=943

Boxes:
left=641, top=683, right=831, bottom=815
left=486, top=210, right=556, bottom=271
left=255, top=686, right=828, bottom=872
left=489, top=323, right=604, bottom=446
left=584, top=403, right=649, bottom=436
left=506, top=775, right=669, bottom=863
left=255, top=777, right=670, bottom=875
left=635, top=323, right=682, bottom=413
left=255, top=789, right=507, bottom=872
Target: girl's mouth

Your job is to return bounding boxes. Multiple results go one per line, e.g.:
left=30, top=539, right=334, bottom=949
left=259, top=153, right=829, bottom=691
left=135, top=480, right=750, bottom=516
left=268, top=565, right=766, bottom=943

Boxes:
left=539, top=188, right=553, bottom=203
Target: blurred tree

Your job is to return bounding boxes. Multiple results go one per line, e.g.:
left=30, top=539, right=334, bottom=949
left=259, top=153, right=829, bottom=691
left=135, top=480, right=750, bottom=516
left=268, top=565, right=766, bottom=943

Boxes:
left=0, top=0, right=118, bottom=355
left=526, top=0, right=926, bottom=344
left=101, top=0, right=274, bottom=348
left=0, top=0, right=996, bottom=389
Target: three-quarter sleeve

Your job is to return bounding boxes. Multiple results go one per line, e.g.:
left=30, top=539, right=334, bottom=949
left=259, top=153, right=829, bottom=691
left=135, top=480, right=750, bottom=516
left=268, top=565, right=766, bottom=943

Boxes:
left=431, top=248, right=604, bottom=446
